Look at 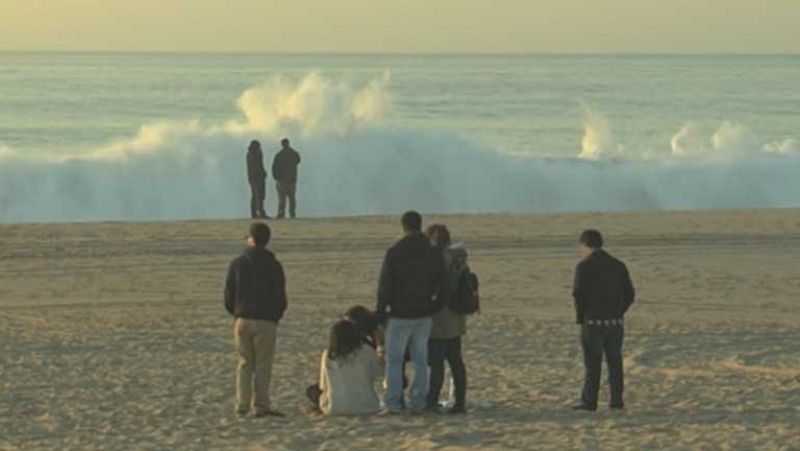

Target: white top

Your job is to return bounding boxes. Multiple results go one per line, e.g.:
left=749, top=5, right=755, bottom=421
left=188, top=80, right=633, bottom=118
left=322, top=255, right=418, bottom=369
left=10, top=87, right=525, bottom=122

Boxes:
left=319, top=346, right=383, bottom=416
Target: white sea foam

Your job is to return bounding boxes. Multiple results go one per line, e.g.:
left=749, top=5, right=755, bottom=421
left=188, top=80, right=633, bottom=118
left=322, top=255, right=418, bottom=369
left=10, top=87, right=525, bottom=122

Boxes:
left=579, top=102, right=624, bottom=160
left=0, top=73, right=797, bottom=222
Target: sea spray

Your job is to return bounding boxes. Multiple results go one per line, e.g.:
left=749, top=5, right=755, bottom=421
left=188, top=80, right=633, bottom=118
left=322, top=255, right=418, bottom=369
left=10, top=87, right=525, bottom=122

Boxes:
left=0, top=73, right=798, bottom=223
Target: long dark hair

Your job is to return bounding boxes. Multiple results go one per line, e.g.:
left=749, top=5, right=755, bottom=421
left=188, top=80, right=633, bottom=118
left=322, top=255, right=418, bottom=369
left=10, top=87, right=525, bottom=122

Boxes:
left=345, top=305, right=379, bottom=336
left=327, top=320, right=363, bottom=361
left=425, top=224, right=452, bottom=250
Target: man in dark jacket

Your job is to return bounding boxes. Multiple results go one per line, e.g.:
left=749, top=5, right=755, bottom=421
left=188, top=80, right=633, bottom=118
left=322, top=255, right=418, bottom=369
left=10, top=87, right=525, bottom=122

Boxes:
left=572, top=229, right=635, bottom=412
left=224, top=222, right=287, bottom=417
left=271, top=138, right=301, bottom=219
left=246, top=140, right=268, bottom=219
left=376, top=211, right=447, bottom=414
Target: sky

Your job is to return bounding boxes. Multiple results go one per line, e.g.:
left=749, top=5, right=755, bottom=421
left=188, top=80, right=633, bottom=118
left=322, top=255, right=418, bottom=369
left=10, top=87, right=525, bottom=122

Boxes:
left=1, top=0, right=798, bottom=54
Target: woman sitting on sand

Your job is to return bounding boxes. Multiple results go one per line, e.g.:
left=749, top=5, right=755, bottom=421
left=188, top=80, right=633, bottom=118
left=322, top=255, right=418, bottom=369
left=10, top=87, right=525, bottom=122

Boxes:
left=306, top=319, right=384, bottom=416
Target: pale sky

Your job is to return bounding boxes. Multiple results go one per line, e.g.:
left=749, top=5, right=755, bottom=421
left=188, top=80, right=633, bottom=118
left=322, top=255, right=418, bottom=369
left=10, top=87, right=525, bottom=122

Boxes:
left=1, top=0, right=798, bottom=54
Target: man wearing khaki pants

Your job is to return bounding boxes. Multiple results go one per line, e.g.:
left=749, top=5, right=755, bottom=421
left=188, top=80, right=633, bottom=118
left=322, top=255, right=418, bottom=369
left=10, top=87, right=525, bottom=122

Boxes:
left=224, top=222, right=288, bottom=418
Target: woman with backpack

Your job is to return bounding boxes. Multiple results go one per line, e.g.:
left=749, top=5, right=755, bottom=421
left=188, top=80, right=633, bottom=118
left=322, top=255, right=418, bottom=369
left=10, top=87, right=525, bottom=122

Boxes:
left=425, top=224, right=476, bottom=414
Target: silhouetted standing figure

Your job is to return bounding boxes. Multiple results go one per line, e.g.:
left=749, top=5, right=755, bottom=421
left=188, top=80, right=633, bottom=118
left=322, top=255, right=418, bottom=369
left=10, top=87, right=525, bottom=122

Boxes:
left=572, top=229, right=635, bottom=412
left=247, top=140, right=268, bottom=219
left=271, top=138, right=301, bottom=219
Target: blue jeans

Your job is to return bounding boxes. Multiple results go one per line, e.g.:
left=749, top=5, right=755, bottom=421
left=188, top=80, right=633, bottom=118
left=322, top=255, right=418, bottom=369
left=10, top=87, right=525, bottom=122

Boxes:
left=384, top=317, right=433, bottom=411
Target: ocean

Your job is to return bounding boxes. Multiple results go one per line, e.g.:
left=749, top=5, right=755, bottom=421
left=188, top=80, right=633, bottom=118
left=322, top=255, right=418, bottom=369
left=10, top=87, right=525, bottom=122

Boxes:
left=0, top=53, right=798, bottom=222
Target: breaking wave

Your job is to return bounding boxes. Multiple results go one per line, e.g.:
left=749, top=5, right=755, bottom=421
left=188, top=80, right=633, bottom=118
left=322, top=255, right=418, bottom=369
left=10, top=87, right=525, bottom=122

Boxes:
left=0, top=72, right=798, bottom=222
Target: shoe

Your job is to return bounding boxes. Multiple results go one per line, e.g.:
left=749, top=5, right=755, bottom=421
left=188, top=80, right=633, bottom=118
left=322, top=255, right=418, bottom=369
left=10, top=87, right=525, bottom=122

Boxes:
left=571, top=403, right=597, bottom=412
left=258, top=214, right=271, bottom=220
left=448, top=405, right=467, bottom=415
left=610, top=404, right=625, bottom=410
left=235, top=410, right=249, bottom=418
left=253, top=409, right=285, bottom=418
left=378, top=408, right=403, bottom=416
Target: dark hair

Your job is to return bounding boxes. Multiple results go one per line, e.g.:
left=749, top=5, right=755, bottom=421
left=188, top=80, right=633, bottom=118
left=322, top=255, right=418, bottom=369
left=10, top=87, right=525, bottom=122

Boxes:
left=327, top=319, right=363, bottom=361
left=249, top=140, right=261, bottom=150
left=249, top=222, right=271, bottom=247
left=345, top=305, right=379, bottom=337
left=425, top=224, right=451, bottom=249
left=579, top=229, right=603, bottom=249
left=281, top=138, right=290, bottom=147
left=401, top=211, right=423, bottom=233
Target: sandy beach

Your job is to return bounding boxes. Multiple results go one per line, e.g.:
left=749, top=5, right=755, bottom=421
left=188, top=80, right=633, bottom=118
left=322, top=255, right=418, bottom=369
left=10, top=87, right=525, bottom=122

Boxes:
left=2, top=209, right=799, bottom=450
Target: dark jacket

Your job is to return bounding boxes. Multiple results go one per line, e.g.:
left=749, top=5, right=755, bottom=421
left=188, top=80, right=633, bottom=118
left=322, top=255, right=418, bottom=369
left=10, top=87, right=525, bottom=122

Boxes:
left=376, top=233, right=447, bottom=319
left=247, top=148, right=267, bottom=183
left=572, top=249, right=635, bottom=324
left=225, top=247, right=287, bottom=322
left=272, top=147, right=301, bottom=184
left=430, top=244, right=468, bottom=339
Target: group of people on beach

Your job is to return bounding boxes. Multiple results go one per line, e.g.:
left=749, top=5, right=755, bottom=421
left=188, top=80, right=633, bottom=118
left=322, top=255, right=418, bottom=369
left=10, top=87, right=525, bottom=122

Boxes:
left=224, top=210, right=635, bottom=418
left=246, top=138, right=301, bottom=220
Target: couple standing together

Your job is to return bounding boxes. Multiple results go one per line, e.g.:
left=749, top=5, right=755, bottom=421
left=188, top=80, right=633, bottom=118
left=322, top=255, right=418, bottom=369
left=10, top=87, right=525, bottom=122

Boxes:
left=377, top=211, right=473, bottom=415
left=246, top=138, right=301, bottom=220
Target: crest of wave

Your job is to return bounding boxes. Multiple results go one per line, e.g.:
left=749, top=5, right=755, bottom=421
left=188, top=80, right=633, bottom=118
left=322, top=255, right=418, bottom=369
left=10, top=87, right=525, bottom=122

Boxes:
left=578, top=102, right=624, bottom=160
left=52, top=71, right=393, bottom=163
left=670, top=121, right=798, bottom=158
left=222, top=71, right=391, bottom=137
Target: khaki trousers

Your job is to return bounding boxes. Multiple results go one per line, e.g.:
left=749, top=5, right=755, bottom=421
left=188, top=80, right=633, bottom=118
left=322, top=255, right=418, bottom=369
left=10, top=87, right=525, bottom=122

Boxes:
left=234, top=318, right=278, bottom=413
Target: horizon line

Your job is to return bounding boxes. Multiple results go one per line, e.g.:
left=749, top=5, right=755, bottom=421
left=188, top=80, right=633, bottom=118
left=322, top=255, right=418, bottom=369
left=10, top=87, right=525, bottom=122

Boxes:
left=1, top=49, right=798, bottom=58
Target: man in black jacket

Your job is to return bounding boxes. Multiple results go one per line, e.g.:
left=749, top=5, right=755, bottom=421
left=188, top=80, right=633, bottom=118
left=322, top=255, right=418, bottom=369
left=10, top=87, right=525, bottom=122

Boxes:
left=376, top=211, right=447, bottom=414
left=224, top=222, right=287, bottom=417
left=572, top=229, right=635, bottom=412
left=246, top=140, right=268, bottom=219
left=271, top=138, right=301, bottom=219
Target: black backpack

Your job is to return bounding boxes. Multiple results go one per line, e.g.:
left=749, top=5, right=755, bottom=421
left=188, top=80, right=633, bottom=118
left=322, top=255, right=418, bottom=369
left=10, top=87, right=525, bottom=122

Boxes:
left=450, top=265, right=480, bottom=315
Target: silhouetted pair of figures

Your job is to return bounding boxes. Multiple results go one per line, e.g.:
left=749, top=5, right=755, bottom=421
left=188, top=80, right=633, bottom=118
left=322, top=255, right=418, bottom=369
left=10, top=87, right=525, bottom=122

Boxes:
left=223, top=215, right=635, bottom=418
left=246, top=139, right=301, bottom=219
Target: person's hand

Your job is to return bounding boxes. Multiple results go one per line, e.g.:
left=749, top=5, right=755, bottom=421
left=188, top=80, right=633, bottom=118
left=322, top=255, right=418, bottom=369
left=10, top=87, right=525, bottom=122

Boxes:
left=376, top=346, right=386, bottom=358
left=372, top=330, right=385, bottom=347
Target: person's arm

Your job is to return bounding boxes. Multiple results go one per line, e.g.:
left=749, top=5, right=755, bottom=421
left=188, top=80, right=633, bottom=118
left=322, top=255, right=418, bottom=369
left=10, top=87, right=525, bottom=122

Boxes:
left=319, top=350, right=329, bottom=393
left=376, top=251, right=393, bottom=316
left=271, top=154, right=281, bottom=182
left=369, top=346, right=384, bottom=381
left=431, top=253, right=447, bottom=315
left=572, top=262, right=587, bottom=324
left=621, top=264, right=635, bottom=314
left=224, top=260, right=237, bottom=315
left=246, top=153, right=251, bottom=180
left=257, top=150, right=267, bottom=178
left=372, top=325, right=385, bottom=348
left=273, top=262, right=288, bottom=321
